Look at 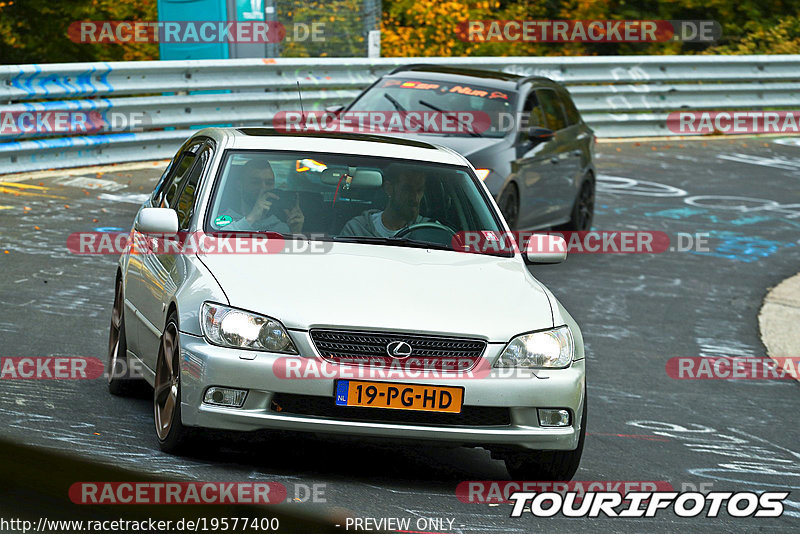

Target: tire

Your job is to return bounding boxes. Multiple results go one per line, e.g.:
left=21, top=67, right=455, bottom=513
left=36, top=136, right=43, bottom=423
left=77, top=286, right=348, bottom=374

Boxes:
left=107, top=275, right=144, bottom=396
left=154, top=311, right=193, bottom=453
left=498, top=184, right=519, bottom=230
left=503, top=393, right=587, bottom=481
left=556, top=177, right=595, bottom=231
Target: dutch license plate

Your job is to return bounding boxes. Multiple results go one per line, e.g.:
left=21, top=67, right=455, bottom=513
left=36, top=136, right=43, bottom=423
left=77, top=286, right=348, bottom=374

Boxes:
left=334, top=380, right=463, bottom=413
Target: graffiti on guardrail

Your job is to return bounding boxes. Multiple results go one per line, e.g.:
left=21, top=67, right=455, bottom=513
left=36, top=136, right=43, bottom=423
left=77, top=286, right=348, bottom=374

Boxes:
left=1, top=56, right=799, bottom=173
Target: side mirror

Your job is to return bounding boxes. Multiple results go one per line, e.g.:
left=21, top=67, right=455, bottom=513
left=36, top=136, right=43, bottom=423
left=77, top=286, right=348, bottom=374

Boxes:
left=525, top=234, right=567, bottom=264
left=135, top=207, right=179, bottom=234
left=526, top=127, right=555, bottom=145
left=325, top=105, right=345, bottom=116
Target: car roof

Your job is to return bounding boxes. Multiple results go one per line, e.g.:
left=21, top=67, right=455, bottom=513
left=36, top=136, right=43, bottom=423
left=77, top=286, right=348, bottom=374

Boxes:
left=194, top=128, right=470, bottom=166
left=385, top=65, right=555, bottom=90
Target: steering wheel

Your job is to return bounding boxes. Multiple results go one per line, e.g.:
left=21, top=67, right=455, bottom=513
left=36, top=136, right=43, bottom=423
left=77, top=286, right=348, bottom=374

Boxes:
left=393, top=221, right=457, bottom=241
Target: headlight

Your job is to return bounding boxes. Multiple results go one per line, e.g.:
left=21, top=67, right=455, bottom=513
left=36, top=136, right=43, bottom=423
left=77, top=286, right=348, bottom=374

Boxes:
left=201, top=302, right=298, bottom=354
left=495, top=326, right=573, bottom=368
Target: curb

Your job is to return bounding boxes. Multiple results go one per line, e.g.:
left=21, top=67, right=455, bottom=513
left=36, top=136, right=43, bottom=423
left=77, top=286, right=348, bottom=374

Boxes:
left=758, top=271, right=800, bottom=383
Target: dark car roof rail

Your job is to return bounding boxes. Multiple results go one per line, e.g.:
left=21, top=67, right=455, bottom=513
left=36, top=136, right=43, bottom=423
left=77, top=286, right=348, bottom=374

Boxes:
left=388, top=63, right=438, bottom=75
left=515, top=75, right=556, bottom=88
left=387, top=64, right=524, bottom=81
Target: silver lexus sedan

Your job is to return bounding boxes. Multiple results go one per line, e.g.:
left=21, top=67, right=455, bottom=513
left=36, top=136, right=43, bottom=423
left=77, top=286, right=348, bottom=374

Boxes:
left=108, top=128, right=586, bottom=480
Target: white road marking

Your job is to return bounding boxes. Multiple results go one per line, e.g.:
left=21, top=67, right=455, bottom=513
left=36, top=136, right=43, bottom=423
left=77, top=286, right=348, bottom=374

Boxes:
left=55, top=176, right=126, bottom=191
left=98, top=193, right=150, bottom=205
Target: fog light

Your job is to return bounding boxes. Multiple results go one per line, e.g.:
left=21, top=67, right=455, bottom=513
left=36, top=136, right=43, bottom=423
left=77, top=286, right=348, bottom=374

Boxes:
left=203, top=387, right=248, bottom=407
left=538, top=408, right=570, bottom=427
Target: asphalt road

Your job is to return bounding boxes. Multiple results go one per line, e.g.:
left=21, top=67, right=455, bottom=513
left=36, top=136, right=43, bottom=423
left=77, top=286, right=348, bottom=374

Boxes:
left=0, top=137, right=799, bottom=532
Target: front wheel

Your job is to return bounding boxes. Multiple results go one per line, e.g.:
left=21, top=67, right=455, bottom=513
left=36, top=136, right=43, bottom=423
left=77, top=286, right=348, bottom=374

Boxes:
left=556, top=178, right=594, bottom=231
left=503, top=394, right=587, bottom=481
left=154, top=312, right=193, bottom=453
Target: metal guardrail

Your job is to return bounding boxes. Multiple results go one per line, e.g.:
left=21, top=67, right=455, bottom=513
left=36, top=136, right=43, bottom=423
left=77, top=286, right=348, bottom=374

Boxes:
left=2, top=55, right=799, bottom=174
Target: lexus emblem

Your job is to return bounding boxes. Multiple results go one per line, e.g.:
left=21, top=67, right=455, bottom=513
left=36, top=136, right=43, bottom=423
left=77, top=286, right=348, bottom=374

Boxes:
left=386, top=341, right=412, bottom=359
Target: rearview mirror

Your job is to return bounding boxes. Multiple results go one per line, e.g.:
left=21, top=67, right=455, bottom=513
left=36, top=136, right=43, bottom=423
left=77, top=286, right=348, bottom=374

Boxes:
left=320, top=168, right=383, bottom=188
left=525, top=234, right=567, bottom=264
left=135, top=208, right=179, bottom=234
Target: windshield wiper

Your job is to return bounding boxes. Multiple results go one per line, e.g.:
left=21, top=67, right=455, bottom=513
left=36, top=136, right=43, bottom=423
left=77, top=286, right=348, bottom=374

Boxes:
left=418, top=99, right=442, bottom=112
left=419, top=99, right=481, bottom=137
left=332, top=235, right=452, bottom=252
left=383, top=93, right=406, bottom=113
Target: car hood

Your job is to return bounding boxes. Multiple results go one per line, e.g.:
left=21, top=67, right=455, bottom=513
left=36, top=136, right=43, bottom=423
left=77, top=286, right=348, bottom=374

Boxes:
left=199, top=242, right=553, bottom=342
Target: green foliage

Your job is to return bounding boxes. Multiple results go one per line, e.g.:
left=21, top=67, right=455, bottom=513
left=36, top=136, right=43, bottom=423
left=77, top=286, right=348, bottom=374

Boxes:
left=0, top=0, right=797, bottom=63
left=278, top=0, right=367, bottom=57
left=0, top=0, right=158, bottom=64
left=381, top=0, right=800, bottom=56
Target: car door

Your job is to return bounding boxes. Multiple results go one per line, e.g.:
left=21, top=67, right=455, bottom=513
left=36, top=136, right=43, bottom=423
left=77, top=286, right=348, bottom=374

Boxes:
left=527, top=88, right=577, bottom=227
left=514, top=89, right=570, bottom=229
left=125, top=139, right=204, bottom=366
left=554, top=87, right=590, bottom=216
left=137, top=140, right=214, bottom=367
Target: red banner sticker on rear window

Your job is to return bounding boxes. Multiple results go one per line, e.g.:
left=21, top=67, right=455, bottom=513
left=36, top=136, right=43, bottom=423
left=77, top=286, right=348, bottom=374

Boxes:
left=381, top=79, right=510, bottom=100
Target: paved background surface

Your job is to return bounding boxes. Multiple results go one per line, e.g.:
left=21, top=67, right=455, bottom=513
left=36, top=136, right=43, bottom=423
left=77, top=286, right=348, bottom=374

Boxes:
left=0, top=137, right=799, bottom=531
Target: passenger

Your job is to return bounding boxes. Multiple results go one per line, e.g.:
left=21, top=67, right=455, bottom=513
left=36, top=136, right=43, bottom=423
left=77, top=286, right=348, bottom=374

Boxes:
left=222, top=160, right=304, bottom=234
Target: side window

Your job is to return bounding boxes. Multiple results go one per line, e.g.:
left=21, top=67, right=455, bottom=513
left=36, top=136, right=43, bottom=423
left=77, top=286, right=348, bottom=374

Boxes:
left=536, top=89, right=568, bottom=131
left=523, top=91, right=547, bottom=129
left=150, top=158, right=176, bottom=206
left=173, top=145, right=213, bottom=230
left=558, top=89, right=581, bottom=126
left=154, top=141, right=203, bottom=208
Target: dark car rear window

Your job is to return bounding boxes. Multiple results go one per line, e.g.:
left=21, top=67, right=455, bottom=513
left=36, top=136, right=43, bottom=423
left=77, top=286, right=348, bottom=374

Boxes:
left=348, top=78, right=517, bottom=138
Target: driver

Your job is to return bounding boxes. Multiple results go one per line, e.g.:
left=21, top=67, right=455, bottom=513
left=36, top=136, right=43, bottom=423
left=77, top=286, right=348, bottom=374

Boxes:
left=340, top=164, right=428, bottom=237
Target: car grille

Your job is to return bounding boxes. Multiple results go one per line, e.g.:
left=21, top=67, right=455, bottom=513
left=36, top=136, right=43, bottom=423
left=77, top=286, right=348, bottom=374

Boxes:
left=309, top=329, right=487, bottom=371
left=270, top=393, right=511, bottom=427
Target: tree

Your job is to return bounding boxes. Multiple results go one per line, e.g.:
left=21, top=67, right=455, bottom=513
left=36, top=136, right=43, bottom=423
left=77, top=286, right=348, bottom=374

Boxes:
left=0, top=0, right=158, bottom=64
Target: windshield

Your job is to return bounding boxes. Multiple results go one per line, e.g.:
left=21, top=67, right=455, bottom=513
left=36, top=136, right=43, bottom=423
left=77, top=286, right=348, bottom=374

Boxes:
left=348, top=78, right=516, bottom=138
left=205, top=150, right=507, bottom=253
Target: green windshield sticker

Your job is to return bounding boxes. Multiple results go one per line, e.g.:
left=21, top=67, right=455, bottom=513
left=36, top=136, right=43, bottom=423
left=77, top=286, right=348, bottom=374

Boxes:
left=214, top=215, right=233, bottom=227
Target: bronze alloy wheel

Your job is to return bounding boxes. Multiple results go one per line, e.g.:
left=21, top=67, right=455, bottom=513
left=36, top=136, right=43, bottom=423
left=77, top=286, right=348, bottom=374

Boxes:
left=154, top=319, right=181, bottom=441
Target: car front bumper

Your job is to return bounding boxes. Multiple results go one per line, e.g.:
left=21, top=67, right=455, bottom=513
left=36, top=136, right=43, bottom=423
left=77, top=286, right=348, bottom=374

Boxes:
left=179, top=332, right=586, bottom=451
